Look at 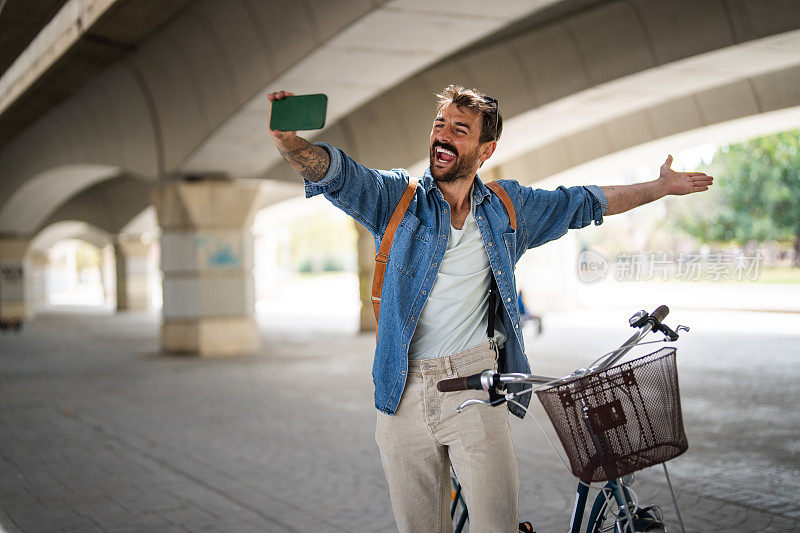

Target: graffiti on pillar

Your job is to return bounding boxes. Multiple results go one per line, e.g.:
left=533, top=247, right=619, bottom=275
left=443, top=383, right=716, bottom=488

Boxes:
left=0, top=262, right=24, bottom=283
left=195, top=234, right=243, bottom=269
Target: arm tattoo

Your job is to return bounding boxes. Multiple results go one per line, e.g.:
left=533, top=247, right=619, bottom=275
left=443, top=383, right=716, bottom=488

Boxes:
left=279, top=139, right=330, bottom=182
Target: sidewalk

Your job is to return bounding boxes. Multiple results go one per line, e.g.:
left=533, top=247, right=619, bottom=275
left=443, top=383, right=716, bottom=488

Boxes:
left=0, top=308, right=798, bottom=532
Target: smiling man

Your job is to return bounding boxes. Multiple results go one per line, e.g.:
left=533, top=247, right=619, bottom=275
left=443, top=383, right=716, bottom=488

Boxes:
left=267, top=85, right=712, bottom=532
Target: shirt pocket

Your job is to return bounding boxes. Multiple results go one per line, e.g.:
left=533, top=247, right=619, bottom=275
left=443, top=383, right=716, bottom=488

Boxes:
left=390, top=211, right=431, bottom=277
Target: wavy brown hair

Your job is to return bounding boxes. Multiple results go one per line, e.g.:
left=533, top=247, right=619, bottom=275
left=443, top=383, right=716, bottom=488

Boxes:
left=435, top=84, right=503, bottom=143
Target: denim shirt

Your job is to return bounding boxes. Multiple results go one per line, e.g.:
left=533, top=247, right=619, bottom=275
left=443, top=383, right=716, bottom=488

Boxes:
left=304, top=143, right=607, bottom=418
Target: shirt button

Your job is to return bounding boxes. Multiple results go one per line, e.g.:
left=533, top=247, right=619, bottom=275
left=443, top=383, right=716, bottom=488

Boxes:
left=507, top=297, right=511, bottom=302
left=497, top=270, right=502, bottom=275
left=433, top=262, right=438, bottom=267
left=488, top=242, right=492, bottom=247
left=410, top=316, right=415, bottom=321
left=515, top=324, right=519, bottom=328
left=401, top=371, right=405, bottom=375
left=422, top=290, right=427, bottom=295
left=478, top=216, right=483, bottom=220
left=403, top=344, right=407, bottom=348
left=442, top=234, right=446, bottom=238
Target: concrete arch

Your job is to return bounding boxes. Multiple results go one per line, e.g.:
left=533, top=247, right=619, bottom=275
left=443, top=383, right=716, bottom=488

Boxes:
left=0, top=0, right=554, bottom=235
left=267, top=0, right=800, bottom=179
left=28, top=220, right=113, bottom=255
left=528, top=104, right=800, bottom=191
left=119, top=206, right=159, bottom=238
left=26, top=220, right=116, bottom=313
left=494, top=66, right=800, bottom=184
left=0, top=61, right=160, bottom=200
left=0, top=0, right=333, bottom=227
left=0, top=163, right=121, bottom=236
left=42, top=174, right=153, bottom=236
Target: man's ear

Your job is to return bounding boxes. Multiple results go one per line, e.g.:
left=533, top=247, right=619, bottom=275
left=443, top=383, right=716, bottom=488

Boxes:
left=481, top=141, right=498, bottom=163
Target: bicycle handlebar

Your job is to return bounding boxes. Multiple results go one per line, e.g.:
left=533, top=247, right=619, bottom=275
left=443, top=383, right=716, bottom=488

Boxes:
left=437, top=373, right=483, bottom=392
left=651, top=304, right=669, bottom=324
left=436, top=305, right=675, bottom=395
left=596, top=304, right=670, bottom=371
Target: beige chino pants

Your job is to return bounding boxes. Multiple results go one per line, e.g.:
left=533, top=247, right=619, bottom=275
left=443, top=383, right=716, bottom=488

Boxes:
left=375, top=342, right=519, bottom=533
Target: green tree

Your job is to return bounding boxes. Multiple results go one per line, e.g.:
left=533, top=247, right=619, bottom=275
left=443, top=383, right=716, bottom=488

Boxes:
left=75, top=240, right=101, bottom=273
left=674, top=129, right=800, bottom=265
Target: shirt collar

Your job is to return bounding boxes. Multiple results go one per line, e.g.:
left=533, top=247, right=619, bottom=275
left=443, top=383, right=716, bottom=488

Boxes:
left=422, top=168, right=491, bottom=205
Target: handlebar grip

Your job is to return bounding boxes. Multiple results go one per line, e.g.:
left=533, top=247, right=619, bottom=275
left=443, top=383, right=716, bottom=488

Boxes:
left=437, top=372, right=484, bottom=392
left=651, top=305, right=670, bottom=323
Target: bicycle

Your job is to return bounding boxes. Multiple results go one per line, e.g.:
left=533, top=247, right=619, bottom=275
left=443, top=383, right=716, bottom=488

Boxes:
left=438, top=305, right=689, bottom=533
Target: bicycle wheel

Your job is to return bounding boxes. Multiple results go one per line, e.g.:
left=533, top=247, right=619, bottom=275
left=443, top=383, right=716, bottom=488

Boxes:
left=450, top=472, right=469, bottom=533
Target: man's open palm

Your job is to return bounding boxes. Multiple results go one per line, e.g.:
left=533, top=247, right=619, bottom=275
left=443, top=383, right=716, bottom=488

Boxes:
left=660, top=155, right=714, bottom=195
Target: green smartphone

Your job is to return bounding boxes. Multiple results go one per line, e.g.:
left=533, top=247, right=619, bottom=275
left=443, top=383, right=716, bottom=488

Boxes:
left=269, top=93, right=328, bottom=131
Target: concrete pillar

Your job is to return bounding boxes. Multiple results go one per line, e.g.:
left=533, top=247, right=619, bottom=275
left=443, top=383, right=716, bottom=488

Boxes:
left=0, top=237, right=31, bottom=323
left=356, top=222, right=377, bottom=333
left=152, top=179, right=260, bottom=356
left=114, top=236, right=154, bottom=311
left=101, top=245, right=115, bottom=306
left=27, top=249, right=50, bottom=312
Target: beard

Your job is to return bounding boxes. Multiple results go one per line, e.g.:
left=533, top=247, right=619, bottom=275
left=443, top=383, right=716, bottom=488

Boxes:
left=429, top=141, right=481, bottom=183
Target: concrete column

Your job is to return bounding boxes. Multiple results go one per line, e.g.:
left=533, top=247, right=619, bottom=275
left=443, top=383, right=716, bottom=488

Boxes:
left=0, top=237, right=31, bottom=322
left=152, top=179, right=260, bottom=356
left=101, top=245, right=115, bottom=306
left=356, top=222, right=377, bottom=333
left=27, top=249, right=50, bottom=312
left=114, top=237, right=154, bottom=311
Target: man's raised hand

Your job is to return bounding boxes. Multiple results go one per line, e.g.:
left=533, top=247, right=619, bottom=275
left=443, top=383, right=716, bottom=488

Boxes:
left=266, top=90, right=330, bottom=183
left=267, top=90, right=297, bottom=148
left=658, top=155, right=714, bottom=196
left=601, top=154, right=715, bottom=215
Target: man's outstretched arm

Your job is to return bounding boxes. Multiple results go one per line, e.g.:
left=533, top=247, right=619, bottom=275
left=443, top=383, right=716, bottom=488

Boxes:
left=265, top=90, right=412, bottom=237
left=267, top=91, right=330, bottom=183
left=601, top=155, right=713, bottom=215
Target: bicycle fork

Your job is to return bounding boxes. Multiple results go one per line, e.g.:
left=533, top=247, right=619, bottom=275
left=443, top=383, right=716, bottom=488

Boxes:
left=572, top=479, right=638, bottom=533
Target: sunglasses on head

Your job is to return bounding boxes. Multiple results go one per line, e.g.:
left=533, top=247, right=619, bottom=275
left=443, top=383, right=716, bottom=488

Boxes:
left=483, top=96, right=499, bottom=142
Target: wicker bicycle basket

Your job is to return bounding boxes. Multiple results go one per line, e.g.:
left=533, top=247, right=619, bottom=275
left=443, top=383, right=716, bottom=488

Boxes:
left=535, top=347, right=687, bottom=483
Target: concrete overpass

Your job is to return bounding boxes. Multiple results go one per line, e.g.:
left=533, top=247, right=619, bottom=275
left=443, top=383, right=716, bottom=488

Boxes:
left=1, top=0, right=799, bottom=353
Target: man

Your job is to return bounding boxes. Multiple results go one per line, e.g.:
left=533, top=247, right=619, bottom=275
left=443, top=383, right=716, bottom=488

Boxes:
left=267, top=85, right=712, bottom=532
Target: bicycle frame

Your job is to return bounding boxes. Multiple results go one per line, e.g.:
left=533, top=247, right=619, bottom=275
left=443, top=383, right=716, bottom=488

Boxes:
left=571, top=481, right=593, bottom=532
left=450, top=473, right=638, bottom=533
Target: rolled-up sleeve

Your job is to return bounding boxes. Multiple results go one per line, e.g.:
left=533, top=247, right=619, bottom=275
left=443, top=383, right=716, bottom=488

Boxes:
left=518, top=184, right=607, bottom=249
left=584, top=185, right=608, bottom=220
left=302, top=142, right=343, bottom=198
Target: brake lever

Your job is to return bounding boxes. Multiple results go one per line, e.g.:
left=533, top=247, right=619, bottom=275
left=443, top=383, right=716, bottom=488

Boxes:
left=457, top=398, right=492, bottom=413
left=657, top=323, right=689, bottom=341
left=456, top=387, right=507, bottom=412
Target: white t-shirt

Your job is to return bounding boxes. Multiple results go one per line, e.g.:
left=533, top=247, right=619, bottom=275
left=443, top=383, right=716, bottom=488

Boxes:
left=409, top=189, right=507, bottom=360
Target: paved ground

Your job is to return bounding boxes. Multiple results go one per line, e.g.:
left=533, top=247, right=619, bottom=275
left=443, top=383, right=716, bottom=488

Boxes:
left=0, top=306, right=798, bottom=532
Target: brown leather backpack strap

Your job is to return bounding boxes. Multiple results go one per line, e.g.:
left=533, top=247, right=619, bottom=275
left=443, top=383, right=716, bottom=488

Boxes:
left=371, top=178, right=419, bottom=323
left=486, top=181, right=517, bottom=231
